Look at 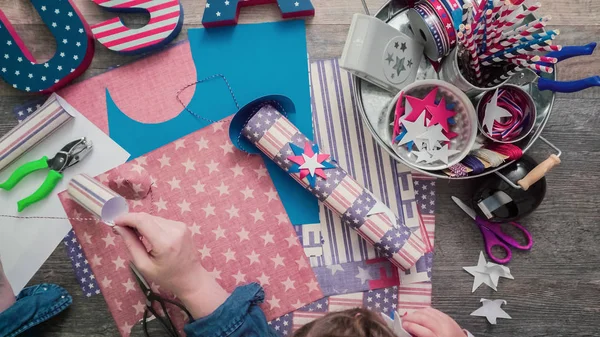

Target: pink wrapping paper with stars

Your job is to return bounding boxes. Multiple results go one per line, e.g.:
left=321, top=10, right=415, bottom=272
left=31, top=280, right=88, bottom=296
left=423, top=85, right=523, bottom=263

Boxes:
left=241, top=105, right=428, bottom=271
left=58, top=120, right=323, bottom=336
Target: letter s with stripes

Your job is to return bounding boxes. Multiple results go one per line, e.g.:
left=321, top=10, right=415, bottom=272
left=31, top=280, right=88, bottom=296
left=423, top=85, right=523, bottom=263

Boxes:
left=91, top=0, right=184, bottom=54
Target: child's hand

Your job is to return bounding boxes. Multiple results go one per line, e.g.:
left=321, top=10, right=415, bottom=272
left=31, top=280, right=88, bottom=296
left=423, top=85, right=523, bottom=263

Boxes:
left=402, top=308, right=466, bottom=337
left=114, top=213, right=229, bottom=319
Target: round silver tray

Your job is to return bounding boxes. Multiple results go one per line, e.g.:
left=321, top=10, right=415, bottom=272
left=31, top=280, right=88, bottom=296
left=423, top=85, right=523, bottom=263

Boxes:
left=354, top=0, right=556, bottom=180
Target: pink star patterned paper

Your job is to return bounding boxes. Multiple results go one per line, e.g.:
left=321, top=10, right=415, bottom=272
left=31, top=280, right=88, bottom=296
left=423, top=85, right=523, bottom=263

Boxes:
left=59, top=118, right=323, bottom=336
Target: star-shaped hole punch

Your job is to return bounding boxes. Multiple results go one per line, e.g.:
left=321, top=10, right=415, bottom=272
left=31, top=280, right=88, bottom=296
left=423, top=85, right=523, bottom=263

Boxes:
left=288, top=142, right=336, bottom=187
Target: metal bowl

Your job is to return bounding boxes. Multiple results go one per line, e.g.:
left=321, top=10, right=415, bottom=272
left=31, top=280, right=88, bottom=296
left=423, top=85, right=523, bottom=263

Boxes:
left=386, top=79, right=478, bottom=170
left=354, top=0, right=556, bottom=179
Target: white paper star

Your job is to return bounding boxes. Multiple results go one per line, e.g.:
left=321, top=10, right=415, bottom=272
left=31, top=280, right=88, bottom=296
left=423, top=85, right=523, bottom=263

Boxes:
left=483, top=89, right=512, bottom=134
left=367, top=201, right=397, bottom=228
left=417, top=124, right=449, bottom=149
left=471, top=299, right=511, bottom=324
left=428, top=144, right=460, bottom=165
left=298, top=153, right=325, bottom=177
left=398, top=111, right=428, bottom=147
left=412, top=150, right=432, bottom=163
left=464, top=251, right=497, bottom=292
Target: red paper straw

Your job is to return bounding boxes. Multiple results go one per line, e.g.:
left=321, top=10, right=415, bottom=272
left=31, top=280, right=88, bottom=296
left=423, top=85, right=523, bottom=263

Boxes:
left=464, top=25, right=482, bottom=83
left=509, top=58, right=554, bottom=74
left=503, top=2, right=542, bottom=31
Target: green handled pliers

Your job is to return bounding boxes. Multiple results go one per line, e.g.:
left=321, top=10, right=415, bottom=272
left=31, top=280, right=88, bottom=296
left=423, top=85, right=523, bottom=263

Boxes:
left=0, top=137, right=93, bottom=212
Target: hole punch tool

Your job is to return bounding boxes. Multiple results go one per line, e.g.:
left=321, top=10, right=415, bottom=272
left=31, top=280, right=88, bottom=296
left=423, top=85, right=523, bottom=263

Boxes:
left=517, top=42, right=600, bottom=93
left=0, top=137, right=93, bottom=211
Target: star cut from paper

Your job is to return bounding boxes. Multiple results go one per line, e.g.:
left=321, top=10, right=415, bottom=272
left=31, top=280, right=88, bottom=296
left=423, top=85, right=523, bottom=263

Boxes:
left=483, top=89, right=512, bottom=134
left=403, top=87, right=439, bottom=122
left=426, top=96, right=456, bottom=132
left=288, top=142, right=335, bottom=187
left=470, top=299, right=512, bottom=325
left=463, top=251, right=514, bottom=292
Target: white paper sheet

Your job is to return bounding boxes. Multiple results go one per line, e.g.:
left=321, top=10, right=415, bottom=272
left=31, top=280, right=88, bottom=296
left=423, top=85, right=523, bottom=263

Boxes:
left=0, top=97, right=130, bottom=294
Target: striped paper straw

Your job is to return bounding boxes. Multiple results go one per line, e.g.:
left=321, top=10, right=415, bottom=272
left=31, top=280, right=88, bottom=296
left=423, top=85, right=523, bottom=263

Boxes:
left=503, top=15, right=551, bottom=38
left=483, top=34, right=555, bottom=61
left=518, top=29, right=560, bottom=43
left=67, top=174, right=129, bottom=224
left=241, top=104, right=427, bottom=271
left=502, top=2, right=542, bottom=31
left=491, top=65, right=523, bottom=85
left=484, top=8, right=495, bottom=49
left=473, top=0, right=492, bottom=43
left=483, top=30, right=558, bottom=59
left=464, top=24, right=482, bottom=83
left=0, top=94, right=74, bottom=172
left=488, top=1, right=511, bottom=43
left=509, top=58, right=554, bottom=74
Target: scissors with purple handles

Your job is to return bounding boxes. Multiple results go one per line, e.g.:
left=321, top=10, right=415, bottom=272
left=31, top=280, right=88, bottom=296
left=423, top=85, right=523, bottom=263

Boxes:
left=452, top=196, right=533, bottom=264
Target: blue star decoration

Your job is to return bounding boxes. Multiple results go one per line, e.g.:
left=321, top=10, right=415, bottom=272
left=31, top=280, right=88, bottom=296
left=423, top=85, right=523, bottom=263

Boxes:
left=288, top=142, right=336, bottom=188
left=0, top=0, right=93, bottom=93
left=202, top=0, right=315, bottom=28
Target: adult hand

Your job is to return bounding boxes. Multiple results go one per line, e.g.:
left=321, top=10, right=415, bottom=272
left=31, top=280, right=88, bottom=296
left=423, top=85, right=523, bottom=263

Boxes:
left=114, top=213, right=229, bottom=319
left=402, top=307, right=466, bottom=337
left=0, top=257, right=16, bottom=314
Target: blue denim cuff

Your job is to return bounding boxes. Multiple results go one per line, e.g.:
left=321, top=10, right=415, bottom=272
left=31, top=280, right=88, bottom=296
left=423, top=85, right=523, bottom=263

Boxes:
left=184, top=283, right=277, bottom=337
left=0, top=283, right=72, bottom=337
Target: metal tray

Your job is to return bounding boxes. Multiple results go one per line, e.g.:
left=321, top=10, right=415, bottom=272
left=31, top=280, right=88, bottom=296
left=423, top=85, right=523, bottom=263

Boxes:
left=354, top=0, right=556, bottom=180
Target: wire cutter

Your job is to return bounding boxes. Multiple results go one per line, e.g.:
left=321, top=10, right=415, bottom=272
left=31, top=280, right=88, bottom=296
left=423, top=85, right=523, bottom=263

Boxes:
left=0, top=137, right=93, bottom=212
left=535, top=42, right=600, bottom=93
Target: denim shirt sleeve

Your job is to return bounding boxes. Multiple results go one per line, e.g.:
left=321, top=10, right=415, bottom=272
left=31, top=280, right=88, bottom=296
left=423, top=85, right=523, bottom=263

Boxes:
left=184, top=283, right=278, bottom=337
left=0, top=283, right=72, bottom=337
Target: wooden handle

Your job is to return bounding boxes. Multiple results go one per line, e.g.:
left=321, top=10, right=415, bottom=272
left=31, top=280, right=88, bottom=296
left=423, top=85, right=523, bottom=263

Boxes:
left=517, top=154, right=561, bottom=191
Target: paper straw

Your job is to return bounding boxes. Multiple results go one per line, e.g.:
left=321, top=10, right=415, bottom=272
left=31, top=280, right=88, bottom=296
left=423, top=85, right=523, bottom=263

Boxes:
left=67, top=174, right=129, bottom=224
left=482, top=30, right=557, bottom=59
left=483, top=34, right=556, bottom=62
left=0, top=94, right=73, bottom=173
left=241, top=104, right=427, bottom=271
left=517, top=29, right=560, bottom=43
left=502, top=2, right=542, bottom=31
left=484, top=8, right=495, bottom=50
left=509, top=58, right=554, bottom=74
left=473, top=0, right=491, bottom=43
left=503, top=15, right=550, bottom=38
left=491, top=65, right=523, bottom=85
left=464, top=25, right=482, bottom=83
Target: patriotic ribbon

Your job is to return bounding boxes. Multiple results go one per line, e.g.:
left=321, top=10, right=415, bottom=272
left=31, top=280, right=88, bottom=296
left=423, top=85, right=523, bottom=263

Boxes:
left=240, top=104, right=427, bottom=271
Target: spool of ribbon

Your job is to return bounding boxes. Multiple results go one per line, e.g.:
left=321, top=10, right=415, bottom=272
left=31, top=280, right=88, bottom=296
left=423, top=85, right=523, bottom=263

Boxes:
left=67, top=174, right=129, bottom=225
left=0, top=94, right=73, bottom=173
left=237, top=102, right=427, bottom=271
left=477, top=86, right=536, bottom=143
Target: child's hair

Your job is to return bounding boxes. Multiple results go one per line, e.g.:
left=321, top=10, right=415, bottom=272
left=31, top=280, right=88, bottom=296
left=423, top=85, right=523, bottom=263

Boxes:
left=293, top=308, right=397, bottom=337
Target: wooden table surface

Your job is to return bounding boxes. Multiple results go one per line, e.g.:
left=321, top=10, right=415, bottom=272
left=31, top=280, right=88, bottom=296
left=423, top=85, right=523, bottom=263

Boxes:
left=1, top=0, right=599, bottom=336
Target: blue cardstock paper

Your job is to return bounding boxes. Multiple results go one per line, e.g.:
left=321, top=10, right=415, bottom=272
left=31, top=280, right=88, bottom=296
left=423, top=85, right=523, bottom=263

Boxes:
left=106, top=20, right=319, bottom=225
